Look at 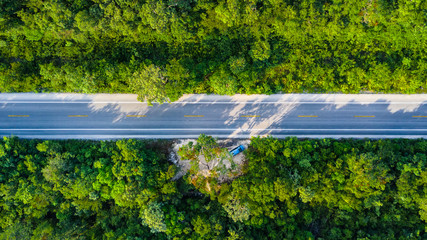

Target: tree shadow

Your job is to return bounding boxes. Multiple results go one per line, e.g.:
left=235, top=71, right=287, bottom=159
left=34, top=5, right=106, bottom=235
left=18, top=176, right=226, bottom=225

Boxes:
left=83, top=93, right=427, bottom=139
left=0, top=93, right=425, bottom=139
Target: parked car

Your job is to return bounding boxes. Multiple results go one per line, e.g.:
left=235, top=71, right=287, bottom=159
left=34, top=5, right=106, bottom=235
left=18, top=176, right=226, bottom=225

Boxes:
left=229, top=145, right=245, bottom=156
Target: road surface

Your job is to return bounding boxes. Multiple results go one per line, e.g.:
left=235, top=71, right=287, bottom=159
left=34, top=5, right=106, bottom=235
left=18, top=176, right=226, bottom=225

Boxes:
left=0, top=93, right=426, bottom=139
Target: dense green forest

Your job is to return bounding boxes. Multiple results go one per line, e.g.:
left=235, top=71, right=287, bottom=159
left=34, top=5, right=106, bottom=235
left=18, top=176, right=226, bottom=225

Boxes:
left=0, top=135, right=426, bottom=239
left=0, top=0, right=426, bottom=103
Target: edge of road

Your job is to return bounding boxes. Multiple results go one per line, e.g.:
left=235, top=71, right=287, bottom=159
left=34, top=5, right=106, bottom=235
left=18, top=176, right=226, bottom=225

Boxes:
left=0, top=93, right=427, bottom=104
left=10, top=135, right=427, bottom=139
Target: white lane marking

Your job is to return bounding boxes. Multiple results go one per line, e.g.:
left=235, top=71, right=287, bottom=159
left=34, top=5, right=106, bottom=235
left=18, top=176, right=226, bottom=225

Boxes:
left=0, top=101, right=425, bottom=104
left=0, top=128, right=426, bottom=131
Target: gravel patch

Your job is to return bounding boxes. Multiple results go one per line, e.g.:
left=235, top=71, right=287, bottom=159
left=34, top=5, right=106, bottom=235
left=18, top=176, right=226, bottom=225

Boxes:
left=168, top=138, right=250, bottom=181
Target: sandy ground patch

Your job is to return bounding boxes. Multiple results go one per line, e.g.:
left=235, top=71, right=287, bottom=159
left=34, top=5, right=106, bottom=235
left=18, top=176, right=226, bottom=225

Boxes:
left=169, top=138, right=250, bottom=181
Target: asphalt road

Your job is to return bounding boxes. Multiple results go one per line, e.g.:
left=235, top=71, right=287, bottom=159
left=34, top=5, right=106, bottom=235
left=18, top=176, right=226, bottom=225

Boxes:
left=0, top=93, right=426, bottom=139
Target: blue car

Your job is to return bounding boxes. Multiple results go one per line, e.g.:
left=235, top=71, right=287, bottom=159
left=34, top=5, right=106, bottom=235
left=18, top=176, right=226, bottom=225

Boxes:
left=229, top=145, right=245, bottom=156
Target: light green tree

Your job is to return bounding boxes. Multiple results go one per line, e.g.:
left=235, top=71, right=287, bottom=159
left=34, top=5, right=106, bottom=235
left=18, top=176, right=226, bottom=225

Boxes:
left=222, top=194, right=250, bottom=222
left=249, top=40, right=270, bottom=62
left=140, top=201, right=167, bottom=233
left=209, top=67, right=238, bottom=95
left=130, top=64, right=170, bottom=106
left=228, top=56, right=246, bottom=75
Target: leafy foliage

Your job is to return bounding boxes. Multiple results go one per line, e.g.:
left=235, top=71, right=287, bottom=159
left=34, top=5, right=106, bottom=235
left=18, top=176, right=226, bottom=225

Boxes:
left=0, top=136, right=426, bottom=239
left=141, top=202, right=167, bottom=233
left=223, top=136, right=427, bottom=238
left=130, top=64, right=170, bottom=106
left=0, top=0, right=425, bottom=98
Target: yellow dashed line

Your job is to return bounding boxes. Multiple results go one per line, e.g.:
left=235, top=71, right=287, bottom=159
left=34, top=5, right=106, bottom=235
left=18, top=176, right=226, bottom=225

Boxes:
left=240, top=115, right=260, bottom=117
left=127, top=115, right=146, bottom=117
left=413, top=116, right=427, bottom=118
left=354, top=115, right=375, bottom=118
left=184, top=115, right=204, bottom=117
left=68, top=115, right=88, bottom=117
left=298, top=115, right=318, bottom=118
left=8, top=115, right=29, bottom=117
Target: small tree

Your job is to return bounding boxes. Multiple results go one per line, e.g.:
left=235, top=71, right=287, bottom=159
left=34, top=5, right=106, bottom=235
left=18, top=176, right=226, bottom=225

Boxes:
left=178, top=134, right=237, bottom=197
left=140, top=201, right=167, bottom=233
left=228, top=56, right=246, bottom=75
left=130, top=64, right=170, bottom=106
left=179, top=134, right=234, bottom=174
left=249, top=40, right=270, bottom=62
left=209, top=67, right=238, bottom=96
left=222, top=194, right=250, bottom=222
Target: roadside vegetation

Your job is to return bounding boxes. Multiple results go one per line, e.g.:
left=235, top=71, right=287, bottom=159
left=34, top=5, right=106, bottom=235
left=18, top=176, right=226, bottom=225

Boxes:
left=0, top=0, right=426, bottom=103
left=1, top=135, right=426, bottom=239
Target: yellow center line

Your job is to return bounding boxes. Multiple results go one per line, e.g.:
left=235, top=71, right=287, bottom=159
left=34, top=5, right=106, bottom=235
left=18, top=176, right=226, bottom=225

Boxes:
left=298, top=115, right=318, bottom=118
left=126, top=115, right=146, bottom=117
left=240, top=115, right=260, bottom=117
left=68, top=115, right=88, bottom=117
left=413, top=116, right=427, bottom=118
left=8, top=115, right=29, bottom=117
left=354, top=115, right=375, bottom=118
left=184, top=115, right=204, bottom=117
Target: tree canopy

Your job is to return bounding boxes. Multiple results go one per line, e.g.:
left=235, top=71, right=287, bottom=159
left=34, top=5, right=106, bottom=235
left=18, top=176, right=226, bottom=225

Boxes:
left=0, top=0, right=425, bottom=101
left=0, top=136, right=426, bottom=239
